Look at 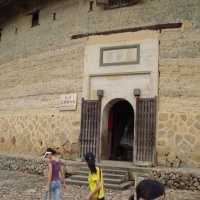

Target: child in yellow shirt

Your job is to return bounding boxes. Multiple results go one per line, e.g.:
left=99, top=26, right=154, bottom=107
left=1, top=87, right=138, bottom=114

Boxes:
left=84, top=152, right=105, bottom=200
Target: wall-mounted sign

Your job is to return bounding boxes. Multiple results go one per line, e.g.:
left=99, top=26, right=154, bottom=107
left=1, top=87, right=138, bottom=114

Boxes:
left=100, top=44, right=140, bottom=66
left=60, top=93, right=77, bottom=111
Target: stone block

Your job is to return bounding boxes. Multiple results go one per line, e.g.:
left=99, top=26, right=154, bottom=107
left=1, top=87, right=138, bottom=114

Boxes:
left=167, top=180, right=173, bottom=187
left=59, top=131, right=68, bottom=146
left=159, top=113, right=168, bottom=121
left=64, top=166, right=80, bottom=175
left=167, top=130, right=174, bottom=139
left=194, top=122, right=200, bottom=130
left=172, top=125, right=178, bottom=132
left=193, top=182, right=200, bottom=187
left=167, top=152, right=176, bottom=164
left=53, top=138, right=61, bottom=148
left=165, top=147, right=171, bottom=155
left=177, top=151, right=189, bottom=164
left=189, top=186, right=197, bottom=190
left=63, top=142, right=71, bottom=152
left=193, top=143, right=200, bottom=151
left=195, top=115, right=200, bottom=121
left=180, top=114, right=187, bottom=121
left=180, top=182, right=187, bottom=190
left=129, top=172, right=138, bottom=181
left=189, top=126, right=197, bottom=136
left=72, top=121, right=80, bottom=126
left=71, top=153, right=78, bottom=161
left=176, top=134, right=183, bottom=145
left=172, top=158, right=181, bottom=168
left=71, top=143, right=79, bottom=154
left=184, top=134, right=195, bottom=145
left=157, top=146, right=166, bottom=156
left=1, top=136, right=5, bottom=143
left=165, top=120, right=173, bottom=130
left=157, top=156, right=166, bottom=166
left=178, top=141, right=192, bottom=156
left=157, top=139, right=166, bottom=147
left=166, top=160, right=172, bottom=167
left=166, top=138, right=176, bottom=148
left=158, top=130, right=166, bottom=138
left=191, top=151, right=200, bottom=163
left=158, top=123, right=165, bottom=129
left=76, top=158, right=84, bottom=162
left=62, top=152, right=71, bottom=160
left=70, top=129, right=80, bottom=144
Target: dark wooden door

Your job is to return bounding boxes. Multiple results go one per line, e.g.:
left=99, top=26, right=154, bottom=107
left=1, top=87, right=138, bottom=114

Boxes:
left=134, top=97, right=157, bottom=166
left=79, top=98, right=101, bottom=162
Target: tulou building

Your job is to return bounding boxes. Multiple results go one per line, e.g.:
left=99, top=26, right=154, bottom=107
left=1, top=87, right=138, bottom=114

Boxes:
left=0, top=0, right=200, bottom=169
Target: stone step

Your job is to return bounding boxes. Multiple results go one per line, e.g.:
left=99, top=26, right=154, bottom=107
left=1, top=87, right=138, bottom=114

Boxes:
left=77, top=171, right=126, bottom=180
left=65, top=178, right=134, bottom=190
left=71, top=175, right=123, bottom=184
left=80, top=167, right=128, bottom=176
left=66, top=178, right=88, bottom=186
left=105, top=181, right=134, bottom=190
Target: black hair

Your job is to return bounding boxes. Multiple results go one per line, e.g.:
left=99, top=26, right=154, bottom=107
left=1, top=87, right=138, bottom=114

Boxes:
left=129, top=194, right=135, bottom=200
left=46, top=147, right=57, bottom=155
left=144, top=180, right=165, bottom=199
left=84, top=152, right=97, bottom=174
left=130, top=179, right=165, bottom=200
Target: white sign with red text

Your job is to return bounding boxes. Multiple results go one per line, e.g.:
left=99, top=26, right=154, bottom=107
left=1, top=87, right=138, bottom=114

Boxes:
left=60, top=93, right=77, bottom=111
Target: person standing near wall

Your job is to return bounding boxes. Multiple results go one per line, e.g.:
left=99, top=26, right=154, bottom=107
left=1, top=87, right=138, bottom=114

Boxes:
left=84, top=152, right=105, bottom=200
left=43, top=148, right=67, bottom=200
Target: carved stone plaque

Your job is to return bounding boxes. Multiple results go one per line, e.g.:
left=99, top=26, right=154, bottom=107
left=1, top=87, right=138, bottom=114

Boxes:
left=100, top=44, right=140, bottom=66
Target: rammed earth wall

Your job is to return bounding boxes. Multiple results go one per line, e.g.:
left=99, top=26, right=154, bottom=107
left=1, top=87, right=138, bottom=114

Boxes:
left=157, top=22, right=200, bottom=167
left=0, top=0, right=200, bottom=167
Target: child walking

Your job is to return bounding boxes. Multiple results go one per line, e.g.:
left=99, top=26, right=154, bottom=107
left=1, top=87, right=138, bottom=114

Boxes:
left=43, top=148, right=67, bottom=200
left=84, top=152, right=105, bottom=200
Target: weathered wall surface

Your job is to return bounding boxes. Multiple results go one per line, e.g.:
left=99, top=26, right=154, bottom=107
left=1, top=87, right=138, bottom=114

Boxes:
left=0, top=0, right=84, bottom=158
left=0, top=114, right=80, bottom=159
left=0, top=0, right=199, bottom=166
left=157, top=21, right=200, bottom=168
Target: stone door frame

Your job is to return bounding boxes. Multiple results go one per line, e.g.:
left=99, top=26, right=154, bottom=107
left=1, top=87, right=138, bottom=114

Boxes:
left=100, top=98, right=135, bottom=161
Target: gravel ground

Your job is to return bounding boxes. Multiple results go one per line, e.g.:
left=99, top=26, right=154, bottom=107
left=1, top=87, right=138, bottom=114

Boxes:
left=0, top=170, right=199, bottom=200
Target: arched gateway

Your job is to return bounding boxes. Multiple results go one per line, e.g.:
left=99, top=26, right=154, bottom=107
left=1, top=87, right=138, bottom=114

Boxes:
left=101, top=99, right=134, bottom=161
left=79, top=96, right=157, bottom=166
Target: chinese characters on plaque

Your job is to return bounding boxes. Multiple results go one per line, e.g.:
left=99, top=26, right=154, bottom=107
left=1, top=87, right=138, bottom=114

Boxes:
left=100, top=45, right=140, bottom=66
left=60, top=94, right=77, bottom=111
left=103, top=48, right=137, bottom=64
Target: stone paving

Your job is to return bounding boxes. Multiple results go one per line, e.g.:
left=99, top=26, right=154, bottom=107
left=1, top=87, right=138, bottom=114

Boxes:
left=0, top=170, right=200, bottom=200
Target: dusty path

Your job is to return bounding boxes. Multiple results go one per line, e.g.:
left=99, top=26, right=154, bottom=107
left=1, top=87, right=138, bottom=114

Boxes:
left=0, top=170, right=199, bottom=200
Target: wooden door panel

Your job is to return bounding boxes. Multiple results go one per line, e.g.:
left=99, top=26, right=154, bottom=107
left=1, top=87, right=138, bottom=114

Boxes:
left=79, top=98, right=101, bottom=161
left=134, top=97, right=157, bottom=166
